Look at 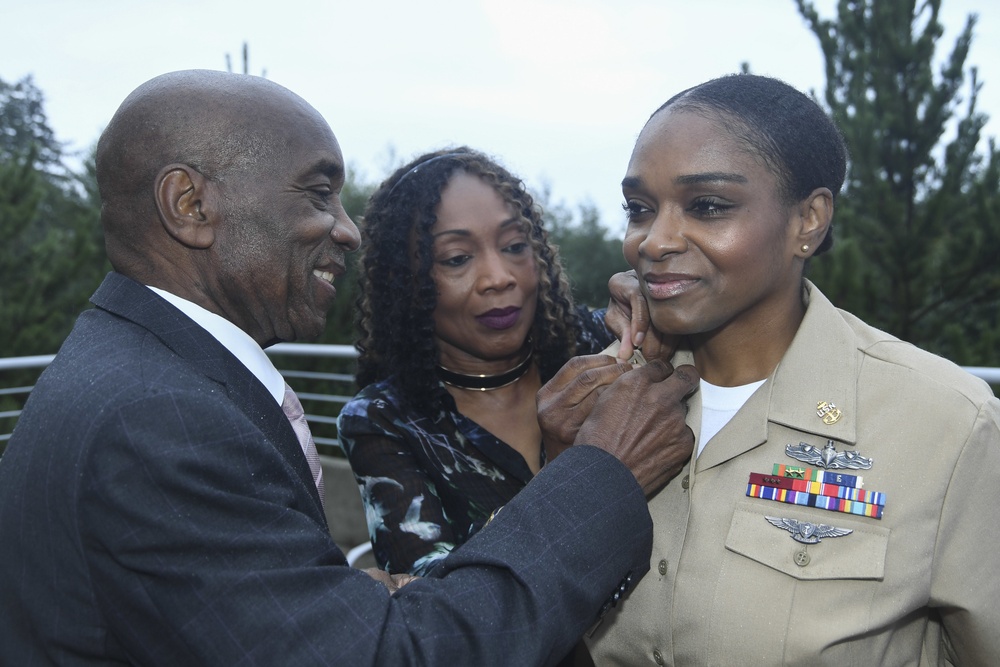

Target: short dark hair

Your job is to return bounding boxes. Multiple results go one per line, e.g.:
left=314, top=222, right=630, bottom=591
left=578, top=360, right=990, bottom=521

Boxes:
left=353, top=147, right=582, bottom=410
left=655, top=73, right=848, bottom=255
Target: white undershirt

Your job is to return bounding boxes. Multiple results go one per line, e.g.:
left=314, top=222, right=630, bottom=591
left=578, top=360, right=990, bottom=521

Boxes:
left=697, top=378, right=766, bottom=457
left=146, top=286, right=285, bottom=406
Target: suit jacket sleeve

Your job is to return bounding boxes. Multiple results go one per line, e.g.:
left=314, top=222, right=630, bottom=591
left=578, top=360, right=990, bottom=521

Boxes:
left=83, top=385, right=651, bottom=666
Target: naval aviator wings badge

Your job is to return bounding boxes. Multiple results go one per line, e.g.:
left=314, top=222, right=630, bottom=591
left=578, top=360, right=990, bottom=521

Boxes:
left=765, top=516, right=853, bottom=544
left=786, top=439, right=872, bottom=470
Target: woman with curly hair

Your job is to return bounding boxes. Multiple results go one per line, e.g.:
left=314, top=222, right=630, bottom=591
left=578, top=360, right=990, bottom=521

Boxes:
left=337, top=147, right=616, bottom=582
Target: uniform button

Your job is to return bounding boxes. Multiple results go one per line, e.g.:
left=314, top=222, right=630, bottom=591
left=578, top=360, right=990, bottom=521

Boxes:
left=794, top=549, right=811, bottom=567
left=681, top=475, right=690, bottom=489
left=658, top=559, right=668, bottom=576
left=653, top=648, right=665, bottom=665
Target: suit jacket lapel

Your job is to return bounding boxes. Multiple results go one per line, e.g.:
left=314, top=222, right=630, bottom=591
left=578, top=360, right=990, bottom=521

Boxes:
left=89, top=273, right=325, bottom=518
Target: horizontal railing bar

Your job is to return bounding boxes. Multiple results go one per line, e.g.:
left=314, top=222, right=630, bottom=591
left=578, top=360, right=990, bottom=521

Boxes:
left=279, top=370, right=355, bottom=383
left=298, top=392, right=354, bottom=404
left=304, top=414, right=340, bottom=426
left=267, top=343, right=358, bottom=358
left=4, top=351, right=1000, bottom=453
left=960, top=367, right=1000, bottom=384
left=0, top=355, right=56, bottom=371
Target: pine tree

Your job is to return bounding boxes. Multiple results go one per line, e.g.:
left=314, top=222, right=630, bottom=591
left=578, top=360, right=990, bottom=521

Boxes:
left=543, top=196, right=630, bottom=309
left=796, top=0, right=1000, bottom=365
left=0, top=77, right=107, bottom=359
left=0, top=75, right=65, bottom=175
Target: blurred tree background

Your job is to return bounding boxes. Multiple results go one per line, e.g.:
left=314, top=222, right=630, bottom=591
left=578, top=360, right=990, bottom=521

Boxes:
left=3, top=0, right=1000, bottom=447
left=797, top=0, right=1000, bottom=367
left=0, top=76, right=107, bottom=360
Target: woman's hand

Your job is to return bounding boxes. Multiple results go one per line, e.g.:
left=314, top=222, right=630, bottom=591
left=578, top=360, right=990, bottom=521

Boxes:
left=606, top=270, right=679, bottom=363
left=363, top=568, right=419, bottom=594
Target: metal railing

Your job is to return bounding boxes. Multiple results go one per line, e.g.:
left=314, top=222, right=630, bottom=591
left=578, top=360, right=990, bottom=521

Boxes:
left=3, top=348, right=1000, bottom=447
left=0, top=344, right=359, bottom=450
left=259, top=344, right=359, bottom=450
left=958, top=367, right=1000, bottom=385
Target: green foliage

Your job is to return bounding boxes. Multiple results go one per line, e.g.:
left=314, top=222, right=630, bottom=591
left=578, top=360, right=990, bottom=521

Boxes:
left=796, top=0, right=1000, bottom=366
left=312, top=166, right=377, bottom=347
left=540, top=192, right=630, bottom=309
left=0, top=152, right=105, bottom=359
left=0, top=75, right=108, bottom=362
left=1, top=76, right=108, bottom=448
left=0, top=75, right=63, bottom=173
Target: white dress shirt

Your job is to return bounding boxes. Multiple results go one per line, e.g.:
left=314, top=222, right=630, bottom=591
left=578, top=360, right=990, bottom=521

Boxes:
left=146, top=286, right=285, bottom=405
left=697, top=377, right=766, bottom=456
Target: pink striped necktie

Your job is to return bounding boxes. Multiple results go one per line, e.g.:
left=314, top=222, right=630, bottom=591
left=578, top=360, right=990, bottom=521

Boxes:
left=281, top=382, right=325, bottom=508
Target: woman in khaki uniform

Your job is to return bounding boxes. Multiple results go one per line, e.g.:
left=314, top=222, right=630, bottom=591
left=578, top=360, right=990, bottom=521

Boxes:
left=587, top=74, right=1000, bottom=665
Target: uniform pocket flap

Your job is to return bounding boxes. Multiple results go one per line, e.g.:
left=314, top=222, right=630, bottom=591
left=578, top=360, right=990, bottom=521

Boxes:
left=725, top=500, right=889, bottom=581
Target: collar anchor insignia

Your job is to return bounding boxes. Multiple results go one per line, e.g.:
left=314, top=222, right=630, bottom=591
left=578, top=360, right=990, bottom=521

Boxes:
left=766, top=516, right=853, bottom=544
left=816, top=400, right=843, bottom=424
left=786, top=440, right=872, bottom=470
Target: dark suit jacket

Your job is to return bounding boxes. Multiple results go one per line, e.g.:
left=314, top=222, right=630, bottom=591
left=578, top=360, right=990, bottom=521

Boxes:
left=0, top=272, right=652, bottom=666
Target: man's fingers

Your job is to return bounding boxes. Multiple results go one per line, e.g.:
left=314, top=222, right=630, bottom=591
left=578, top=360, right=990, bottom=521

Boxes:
left=538, top=353, right=621, bottom=397
left=538, top=361, right=630, bottom=415
left=668, top=363, right=700, bottom=396
left=578, top=360, right=698, bottom=496
left=630, top=361, right=698, bottom=399
left=633, top=358, right=672, bottom=382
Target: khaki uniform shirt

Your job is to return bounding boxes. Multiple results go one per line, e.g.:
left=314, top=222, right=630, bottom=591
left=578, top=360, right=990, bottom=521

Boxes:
left=587, top=283, right=1000, bottom=666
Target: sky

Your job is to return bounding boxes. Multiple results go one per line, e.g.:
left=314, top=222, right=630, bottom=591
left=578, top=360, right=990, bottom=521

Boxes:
left=3, top=0, right=999, bottom=234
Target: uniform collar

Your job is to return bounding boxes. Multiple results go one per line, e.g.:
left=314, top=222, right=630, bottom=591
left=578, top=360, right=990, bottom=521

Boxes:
left=767, top=281, right=859, bottom=445
left=685, top=281, right=860, bottom=471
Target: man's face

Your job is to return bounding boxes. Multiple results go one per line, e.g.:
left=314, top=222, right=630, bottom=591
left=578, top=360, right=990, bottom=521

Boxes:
left=210, top=104, right=361, bottom=345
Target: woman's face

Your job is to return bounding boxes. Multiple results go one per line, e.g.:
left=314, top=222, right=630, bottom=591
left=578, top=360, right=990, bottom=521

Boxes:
left=426, top=171, right=539, bottom=371
left=621, top=108, right=803, bottom=339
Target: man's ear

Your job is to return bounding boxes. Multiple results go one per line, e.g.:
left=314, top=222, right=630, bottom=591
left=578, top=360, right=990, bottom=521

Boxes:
left=154, top=164, right=216, bottom=249
left=794, top=187, right=834, bottom=258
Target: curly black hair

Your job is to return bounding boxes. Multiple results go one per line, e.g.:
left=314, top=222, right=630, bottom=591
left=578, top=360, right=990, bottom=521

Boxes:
left=654, top=73, right=849, bottom=256
left=353, top=147, right=583, bottom=412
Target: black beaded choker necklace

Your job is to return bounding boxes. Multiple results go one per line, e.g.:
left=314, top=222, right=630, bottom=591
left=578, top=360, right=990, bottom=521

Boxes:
left=437, top=346, right=534, bottom=391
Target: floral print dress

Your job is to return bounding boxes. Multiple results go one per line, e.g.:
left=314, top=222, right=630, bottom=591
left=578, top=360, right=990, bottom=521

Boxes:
left=337, top=308, right=614, bottom=576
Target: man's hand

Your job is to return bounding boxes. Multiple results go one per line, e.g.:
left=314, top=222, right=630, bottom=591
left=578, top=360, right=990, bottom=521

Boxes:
left=537, top=355, right=633, bottom=463
left=363, top=568, right=419, bottom=594
left=605, top=270, right=678, bottom=363
left=576, top=360, right=698, bottom=497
